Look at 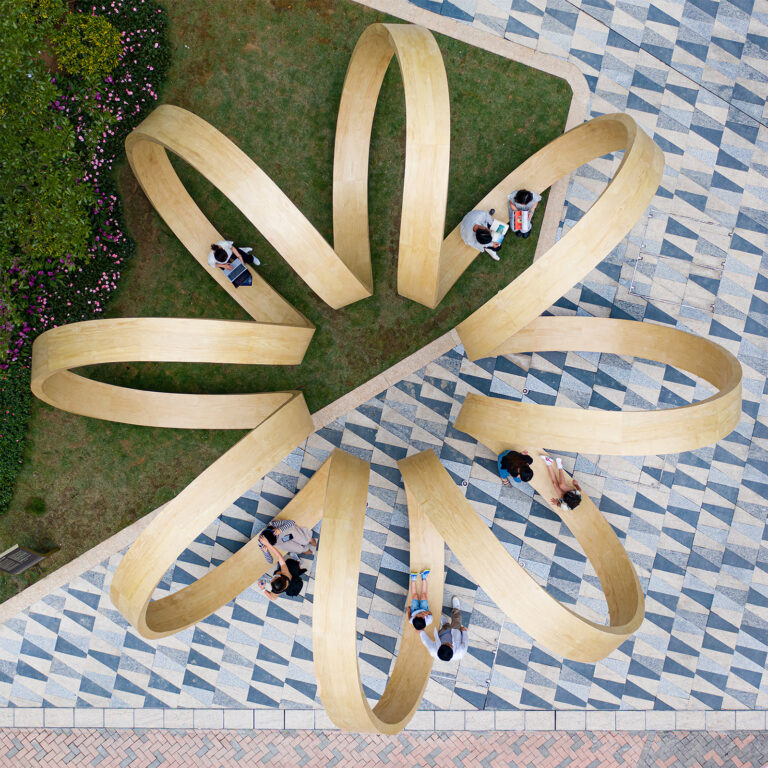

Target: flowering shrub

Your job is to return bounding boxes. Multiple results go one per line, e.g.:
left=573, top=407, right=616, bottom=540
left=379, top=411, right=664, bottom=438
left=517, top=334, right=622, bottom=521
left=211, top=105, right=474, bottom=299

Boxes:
left=54, top=14, right=123, bottom=83
left=0, top=0, right=97, bottom=333
left=0, top=0, right=170, bottom=514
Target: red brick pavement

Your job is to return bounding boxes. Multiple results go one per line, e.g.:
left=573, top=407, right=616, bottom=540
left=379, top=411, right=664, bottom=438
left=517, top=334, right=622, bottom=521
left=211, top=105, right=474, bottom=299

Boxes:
left=0, top=729, right=647, bottom=768
left=0, top=728, right=764, bottom=768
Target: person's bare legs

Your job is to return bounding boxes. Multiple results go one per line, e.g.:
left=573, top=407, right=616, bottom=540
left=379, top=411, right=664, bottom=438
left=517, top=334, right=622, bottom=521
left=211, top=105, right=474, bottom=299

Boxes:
left=543, top=459, right=559, bottom=488
left=419, top=570, right=429, bottom=602
left=557, top=465, right=567, bottom=493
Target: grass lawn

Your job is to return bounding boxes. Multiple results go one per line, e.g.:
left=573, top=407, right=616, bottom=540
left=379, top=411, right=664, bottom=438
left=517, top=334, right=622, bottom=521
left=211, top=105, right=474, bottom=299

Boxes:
left=0, top=0, right=570, bottom=600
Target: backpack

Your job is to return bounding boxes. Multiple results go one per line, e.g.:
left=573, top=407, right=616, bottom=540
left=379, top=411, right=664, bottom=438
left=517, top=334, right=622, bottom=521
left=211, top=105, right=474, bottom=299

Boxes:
left=511, top=209, right=530, bottom=233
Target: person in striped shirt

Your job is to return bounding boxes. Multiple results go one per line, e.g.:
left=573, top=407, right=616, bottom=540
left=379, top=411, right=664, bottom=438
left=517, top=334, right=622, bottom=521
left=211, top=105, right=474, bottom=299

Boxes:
left=257, top=519, right=317, bottom=564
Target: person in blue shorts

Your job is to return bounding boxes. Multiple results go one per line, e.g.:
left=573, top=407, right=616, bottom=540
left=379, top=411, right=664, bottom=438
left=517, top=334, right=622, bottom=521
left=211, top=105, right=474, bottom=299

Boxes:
left=497, top=449, right=533, bottom=487
left=406, top=568, right=432, bottom=631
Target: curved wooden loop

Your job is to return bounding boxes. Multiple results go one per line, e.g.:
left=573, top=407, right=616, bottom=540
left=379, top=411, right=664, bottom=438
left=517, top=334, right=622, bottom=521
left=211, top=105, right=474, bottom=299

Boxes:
left=27, top=19, right=745, bottom=733
left=313, top=450, right=445, bottom=734
left=456, top=317, right=743, bottom=456
left=451, top=318, right=742, bottom=659
left=31, top=318, right=314, bottom=428
left=398, top=450, right=643, bottom=662
left=334, top=23, right=450, bottom=306
left=126, top=105, right=371, bottom=311
left=109, top=393, right=314, bottom=638
left=455, top=114, right=665, bottom=360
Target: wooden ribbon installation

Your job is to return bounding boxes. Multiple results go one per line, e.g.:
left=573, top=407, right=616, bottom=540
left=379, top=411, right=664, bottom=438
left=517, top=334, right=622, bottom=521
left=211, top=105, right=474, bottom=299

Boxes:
left=29, top=22, right=743, bottom=732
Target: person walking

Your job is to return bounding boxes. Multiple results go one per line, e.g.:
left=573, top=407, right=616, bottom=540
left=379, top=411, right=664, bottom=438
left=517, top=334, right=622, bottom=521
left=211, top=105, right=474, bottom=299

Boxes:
left=418, top=595, right=468, bottom=662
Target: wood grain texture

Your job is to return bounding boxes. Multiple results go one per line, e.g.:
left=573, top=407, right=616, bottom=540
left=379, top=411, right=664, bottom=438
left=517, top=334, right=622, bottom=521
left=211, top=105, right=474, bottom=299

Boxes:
left=334, top=23, right=450, bottom=307
left=26, top=20, right=746, bottom=733
left=313, top=450, right=445, bottom=734
left=455, top=114, right=665, bottom=360
left=109, top=392, right=314, bottom=638
left=455, top=317, right=743, bottom=456
left=451, top=318, right=742, bottom=658
left=399, top=450, right=643, bottom=661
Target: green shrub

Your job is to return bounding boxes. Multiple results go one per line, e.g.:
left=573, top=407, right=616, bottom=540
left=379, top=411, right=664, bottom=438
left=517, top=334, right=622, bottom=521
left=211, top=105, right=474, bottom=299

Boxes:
left=0, top=0, right=96, bottom=326
left=0, top=364, right=31, bottom=513
left=24, top=497, right=47, bottom=516
left=53, top=14, right=123, bottom=83
left=1, top=0, right=171, bottom=521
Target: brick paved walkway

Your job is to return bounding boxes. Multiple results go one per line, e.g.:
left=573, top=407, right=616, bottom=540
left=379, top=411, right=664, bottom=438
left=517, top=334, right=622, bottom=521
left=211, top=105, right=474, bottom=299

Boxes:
left=0, top=729, right=766, bottom=768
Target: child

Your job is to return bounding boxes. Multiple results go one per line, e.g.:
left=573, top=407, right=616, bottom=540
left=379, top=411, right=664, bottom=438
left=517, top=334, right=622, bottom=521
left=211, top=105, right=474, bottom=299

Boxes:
left=406, top=569, right=432, bottom=631
left=540, top=455, right=582, bottom=510
left=508, top=190, right=541, bottom=239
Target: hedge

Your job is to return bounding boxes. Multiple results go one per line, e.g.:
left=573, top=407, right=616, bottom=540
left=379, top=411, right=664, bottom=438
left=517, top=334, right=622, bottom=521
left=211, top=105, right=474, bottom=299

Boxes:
left=0, top=0, right=170, bottom=515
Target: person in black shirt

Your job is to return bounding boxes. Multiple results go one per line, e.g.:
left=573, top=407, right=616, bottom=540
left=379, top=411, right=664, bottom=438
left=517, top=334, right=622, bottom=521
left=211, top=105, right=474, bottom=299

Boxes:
left=257, top=541, right=307, bottom=601
left=497, top=449, right=533, bottom=487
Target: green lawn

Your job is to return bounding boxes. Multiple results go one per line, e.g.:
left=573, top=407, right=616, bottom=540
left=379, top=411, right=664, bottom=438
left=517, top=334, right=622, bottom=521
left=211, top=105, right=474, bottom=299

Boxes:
left=0, top=0, right=570, bottom=600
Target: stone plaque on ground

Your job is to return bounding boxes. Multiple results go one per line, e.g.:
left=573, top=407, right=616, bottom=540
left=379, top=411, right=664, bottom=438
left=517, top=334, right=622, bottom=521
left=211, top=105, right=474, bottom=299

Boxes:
left=0, top=545, right=47, bottom=575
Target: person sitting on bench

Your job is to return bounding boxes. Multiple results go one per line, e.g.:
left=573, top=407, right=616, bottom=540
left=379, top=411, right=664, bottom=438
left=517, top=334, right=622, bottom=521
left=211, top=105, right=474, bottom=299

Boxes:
left=208, top=240, right=260, bottom=286
left=460, top=209, right=503, bottom=261
left=508, top=190, right=541, bottom=239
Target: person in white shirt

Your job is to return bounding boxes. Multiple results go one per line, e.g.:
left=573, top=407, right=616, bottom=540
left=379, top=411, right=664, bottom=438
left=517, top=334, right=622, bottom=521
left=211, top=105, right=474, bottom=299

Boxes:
left=208, top=240, right=260, bottom=287
left=418, top=595, right=469, bottom=662
left=459, top=209, right=503, bottom=261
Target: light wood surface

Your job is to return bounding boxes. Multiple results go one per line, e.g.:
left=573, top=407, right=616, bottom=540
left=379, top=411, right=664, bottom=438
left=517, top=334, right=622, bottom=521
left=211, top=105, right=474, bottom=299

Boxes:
left=455, top=113, right=665, bottom=359
left=313, top=450, right=445, bottom=734
left=26, top=20, right=746, bottom=733
left=399, top=450, right=644, bottom=661
left=334, top=23, right=450, bottom=306
left=456, top=317, right=743, bottom=455
left=31, top=318, right=313, bottom=428
left=109, top=392, right=314, bottom=638
left=451, top=317, right=742, bottom=658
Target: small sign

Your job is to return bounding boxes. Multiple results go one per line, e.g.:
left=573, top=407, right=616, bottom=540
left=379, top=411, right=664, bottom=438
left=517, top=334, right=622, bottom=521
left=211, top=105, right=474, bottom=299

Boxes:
left=0, top=545, right=47, bottom=575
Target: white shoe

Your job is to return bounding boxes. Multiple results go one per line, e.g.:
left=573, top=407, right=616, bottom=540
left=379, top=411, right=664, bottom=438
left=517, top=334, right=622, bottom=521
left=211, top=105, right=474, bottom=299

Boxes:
left=555, top=457, right=563, bottom=469
left=540, top=455, right=553, bottom=465
left=486, top=249, right=500, bottom=261
left=451, top=596, right=461, bottom=610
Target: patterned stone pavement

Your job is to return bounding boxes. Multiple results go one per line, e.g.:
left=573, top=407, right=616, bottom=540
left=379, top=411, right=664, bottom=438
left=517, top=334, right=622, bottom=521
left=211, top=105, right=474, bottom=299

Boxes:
left=0, top=729, right=765, bottom=767
left=2, top=0, right=768, bottom=737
